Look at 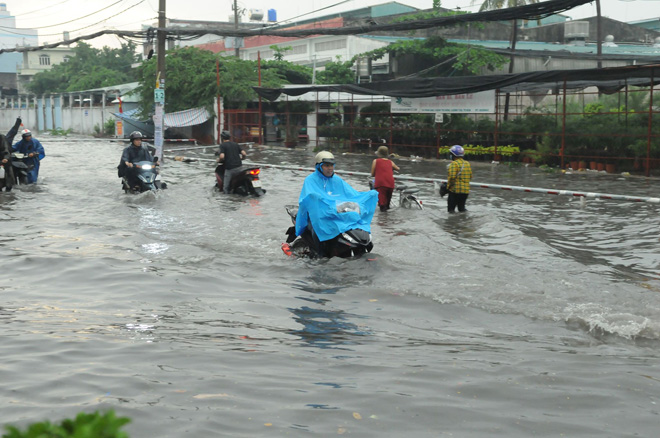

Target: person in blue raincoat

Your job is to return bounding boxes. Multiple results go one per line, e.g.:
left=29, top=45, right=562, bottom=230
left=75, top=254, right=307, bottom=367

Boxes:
left=12, top=128, right=45, bottom=184
left=295, top=151, right=377, bottom=242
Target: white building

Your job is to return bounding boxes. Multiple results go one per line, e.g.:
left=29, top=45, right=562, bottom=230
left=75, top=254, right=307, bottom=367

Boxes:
left=0, top=2, right=38, bottom=93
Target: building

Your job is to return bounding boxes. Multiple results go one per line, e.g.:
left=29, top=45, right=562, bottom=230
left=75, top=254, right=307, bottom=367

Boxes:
left=16, top=46, right=76, bottom=94
left=0, top=2, right=38, bottom=94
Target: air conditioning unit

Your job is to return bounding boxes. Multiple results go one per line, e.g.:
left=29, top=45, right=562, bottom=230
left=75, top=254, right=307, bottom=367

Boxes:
left=565, top=21, right=589, bottom=45
left=249, top=9, right=264, bottom=21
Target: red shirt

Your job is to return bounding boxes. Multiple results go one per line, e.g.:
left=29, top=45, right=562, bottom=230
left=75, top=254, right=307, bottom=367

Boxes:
left=373, top=158, right=395, bottom=189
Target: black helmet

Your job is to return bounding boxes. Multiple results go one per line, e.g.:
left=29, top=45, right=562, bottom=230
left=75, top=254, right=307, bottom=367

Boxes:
left=129, top=131, right=143, bottom=141
left=220, top=131, right=231, bottom=140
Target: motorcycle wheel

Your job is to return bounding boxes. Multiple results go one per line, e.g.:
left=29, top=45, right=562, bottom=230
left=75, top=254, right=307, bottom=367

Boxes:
left=290, top=239, right=312, bottom=258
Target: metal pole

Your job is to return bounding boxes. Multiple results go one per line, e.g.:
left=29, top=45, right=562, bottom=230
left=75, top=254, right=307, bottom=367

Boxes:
left=216, top=59, right=221, bottom=143
left=160, top=156, right=660, bottom=205
left=596, top=0, right=603, bottom=69
left=233, top=0, right=240, bottom=58
left=494, top=89, right=500, bottom=157
left=647, top=68, right=654, bottom=177
left=258, top=51, right=263, bottom=145
left=561, top=79, right=567, bottom=169
left=154, top=0, right=166, bottom=161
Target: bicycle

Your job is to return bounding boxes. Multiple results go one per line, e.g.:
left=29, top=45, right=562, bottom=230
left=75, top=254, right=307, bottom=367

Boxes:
left=369, top=178, right=424, bottom=210
left=394, top=184, right=423, bottom=210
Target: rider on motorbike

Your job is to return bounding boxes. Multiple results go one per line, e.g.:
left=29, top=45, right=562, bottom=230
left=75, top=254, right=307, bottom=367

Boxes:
left=293, top=151, right=377, bottom=247
left=118, top=131, right=159, bottom=190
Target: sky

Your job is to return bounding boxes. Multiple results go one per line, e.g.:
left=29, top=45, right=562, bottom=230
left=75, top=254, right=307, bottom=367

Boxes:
left=9, top=0, right=660, bottom=49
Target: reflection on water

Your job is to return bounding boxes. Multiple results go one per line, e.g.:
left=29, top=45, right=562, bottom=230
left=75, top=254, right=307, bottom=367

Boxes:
left=289, top=285, right=370, bottom=350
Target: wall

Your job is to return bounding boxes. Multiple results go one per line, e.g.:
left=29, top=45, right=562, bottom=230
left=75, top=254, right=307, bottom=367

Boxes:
left=0, top=97, right=116, bottom=136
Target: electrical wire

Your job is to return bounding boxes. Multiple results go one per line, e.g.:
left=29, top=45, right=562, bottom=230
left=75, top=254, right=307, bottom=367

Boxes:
left=20, top=0, right=128, bottom=30
left=35, top=0, right=148, bottom=37
left=0, top=0, right=595, bottom=53
left=12, top=0, right=75, bottom=17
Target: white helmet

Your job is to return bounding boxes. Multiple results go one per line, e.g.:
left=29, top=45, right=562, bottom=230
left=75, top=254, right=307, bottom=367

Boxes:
left=315, top=151, right=335, bottom=165
left=21, top=128, right=32, bottom=139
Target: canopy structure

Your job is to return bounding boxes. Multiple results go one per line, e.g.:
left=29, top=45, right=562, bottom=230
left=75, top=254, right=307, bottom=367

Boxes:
left=163, top=108, right=211, bottom=128
left=254, top=64, right=660, bottom=100
left=113, top=107, right=211, bottom=128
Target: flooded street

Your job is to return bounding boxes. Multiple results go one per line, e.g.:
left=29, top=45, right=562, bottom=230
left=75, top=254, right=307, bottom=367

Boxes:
left=1, top=137, right=659, bottom=437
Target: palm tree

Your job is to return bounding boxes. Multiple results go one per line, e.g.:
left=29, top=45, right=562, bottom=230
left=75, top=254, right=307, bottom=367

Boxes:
left=471, top=0, right=539, bottom=119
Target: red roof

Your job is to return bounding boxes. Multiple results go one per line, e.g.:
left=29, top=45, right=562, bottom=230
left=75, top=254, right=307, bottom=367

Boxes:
left=196, top=17, right=345, bottom=54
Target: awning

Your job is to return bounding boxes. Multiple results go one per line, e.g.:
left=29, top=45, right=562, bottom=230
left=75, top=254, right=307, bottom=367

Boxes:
left=112, top=107, right=211, bottom=128
left=163, top=107, right=210, bottom=128
left=254, top=64, right=660, bottom=100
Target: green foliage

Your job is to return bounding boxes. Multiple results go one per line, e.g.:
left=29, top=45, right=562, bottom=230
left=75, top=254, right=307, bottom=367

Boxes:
left=135, top=47, right=286, bottom=116
left=260, top=60, right=312, bottom=84
left=104, top=119, right=116, bottom=136
left=269, top=45, right=292, bottom=61
left=394, top=0, right=479, bottom=29
left=27, top=42, right=138, bottom=94
left=316, top=58, right=355, bottom=84
left=438, top=144, right=519, bottom=156
left=2, top=410, right=130, bottom=438
left=48, top=128, right=72, bottom=136
left=356, top=36, right=507, bottom=76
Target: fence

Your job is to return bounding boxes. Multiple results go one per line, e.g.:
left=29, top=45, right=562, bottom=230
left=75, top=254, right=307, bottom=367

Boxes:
left=236, top=82, right=660, bottom=176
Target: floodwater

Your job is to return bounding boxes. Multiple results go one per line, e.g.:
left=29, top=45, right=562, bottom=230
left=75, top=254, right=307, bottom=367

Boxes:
left=1, top=137, right=659, bottom=437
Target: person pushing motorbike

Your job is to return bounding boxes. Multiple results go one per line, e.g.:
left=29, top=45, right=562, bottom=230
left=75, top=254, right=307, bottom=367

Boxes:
left=118, top=131, right=159, bottom=191
left=11, top=127, right=45, bottom=184
left=217, top=131, right=246, bottom=194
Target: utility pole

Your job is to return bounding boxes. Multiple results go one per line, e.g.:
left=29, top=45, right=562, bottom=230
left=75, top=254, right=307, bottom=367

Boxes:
left=154, top=0, right=166, bottom=161
left=233, top=0, right=240, bottom=58
left=596, top=0, right=603, bottom=69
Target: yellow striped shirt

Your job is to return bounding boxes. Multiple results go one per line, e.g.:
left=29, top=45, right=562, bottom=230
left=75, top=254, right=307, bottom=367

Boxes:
left=447, top=158, right=472, bottom=194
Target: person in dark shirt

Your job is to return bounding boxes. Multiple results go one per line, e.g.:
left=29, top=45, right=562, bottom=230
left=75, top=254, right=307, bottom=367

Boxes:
left=1, top=117, right=23, bottom=191
left=217, top=131, right=246, bottom=194
left=118, top=131, right=158, bottom=189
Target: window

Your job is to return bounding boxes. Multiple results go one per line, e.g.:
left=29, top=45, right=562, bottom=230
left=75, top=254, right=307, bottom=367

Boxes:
left=291, top=45, right=307, bottom=55
left=39, top=54, right=50, bottom=66
left=314, top=39, right=346, bottom=52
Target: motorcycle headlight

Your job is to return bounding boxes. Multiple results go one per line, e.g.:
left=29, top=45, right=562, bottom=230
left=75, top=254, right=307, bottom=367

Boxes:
left=141, top=164, right=153, bottom=170
left=341, top=233, right=357, bottom=244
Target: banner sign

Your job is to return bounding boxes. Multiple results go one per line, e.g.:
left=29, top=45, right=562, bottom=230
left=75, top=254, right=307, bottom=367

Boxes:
left=391, top=91, right=496, bottom=114
left=153, top=104, right=163, bottom=161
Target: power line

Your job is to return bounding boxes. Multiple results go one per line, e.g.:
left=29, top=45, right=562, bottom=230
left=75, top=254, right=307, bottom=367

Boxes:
left=34, top=0, right=148, bottom=37
left=0, top=0, right=594, bottom=53
left=12, top=0, right=75, bottom=18
left=21, top=0, right=128, bottom=30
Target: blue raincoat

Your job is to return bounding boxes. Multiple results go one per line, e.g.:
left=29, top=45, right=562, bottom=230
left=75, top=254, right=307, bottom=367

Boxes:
left=12, top=138, right=45, bottom=184
left=296, top=166, right=378, bottom=242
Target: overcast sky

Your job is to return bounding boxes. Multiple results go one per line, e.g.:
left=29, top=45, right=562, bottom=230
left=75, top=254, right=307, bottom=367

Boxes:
left=10, top=0, right=660, bottom=48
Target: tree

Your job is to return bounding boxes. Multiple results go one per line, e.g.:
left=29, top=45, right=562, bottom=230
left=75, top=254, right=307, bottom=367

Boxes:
left=134, top=47, right=298, bottom=116
left=316, top=57, right=355, bottom=84
left=357, top=36, right=506, bottom=77
left=26, top=42, right=139, bottom=94
left=471, top=0, right=539, bottom=117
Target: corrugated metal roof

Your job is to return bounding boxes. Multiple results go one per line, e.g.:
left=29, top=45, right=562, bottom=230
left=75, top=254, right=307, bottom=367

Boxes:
left=448, top=39, right=660, bottom=56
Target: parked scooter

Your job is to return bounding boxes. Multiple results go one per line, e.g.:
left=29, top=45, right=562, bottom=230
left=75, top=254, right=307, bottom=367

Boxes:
left=282, top=205, right=373, bottom=259
left=122, top=157, right=165, bottom=194
left=215, top=164, right=265, bottom=196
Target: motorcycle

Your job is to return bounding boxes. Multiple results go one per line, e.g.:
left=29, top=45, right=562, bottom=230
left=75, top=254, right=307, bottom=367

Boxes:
left=282, top=205, right=373, bottom=259
left=215, top=164, right=265, bottom=196
left=122, top=158, right=165, bottom=194
left=0, top=152, right=34, bottom=189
